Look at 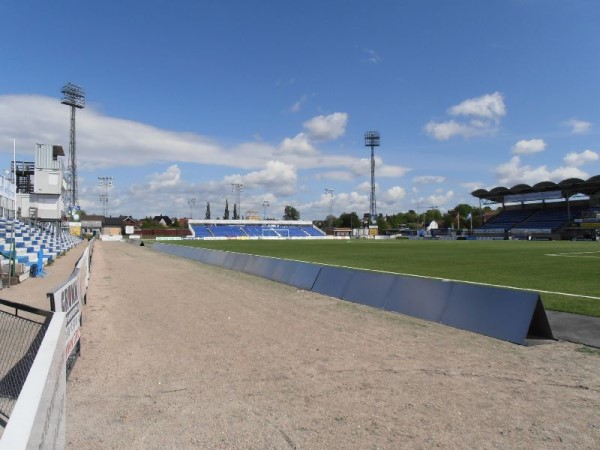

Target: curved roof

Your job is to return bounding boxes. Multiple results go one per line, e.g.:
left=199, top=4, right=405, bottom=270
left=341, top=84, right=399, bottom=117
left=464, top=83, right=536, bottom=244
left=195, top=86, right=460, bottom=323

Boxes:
left=472, top=175, right=600, bottom=202
left=509, top=184, right=532, bottom=194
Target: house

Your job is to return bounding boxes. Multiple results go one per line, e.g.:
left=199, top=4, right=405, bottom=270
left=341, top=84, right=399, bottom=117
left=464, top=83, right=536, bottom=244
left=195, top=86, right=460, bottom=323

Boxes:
left=153, top=215, right=173, bottom=227
left=102, top=215, right=139, bottom=236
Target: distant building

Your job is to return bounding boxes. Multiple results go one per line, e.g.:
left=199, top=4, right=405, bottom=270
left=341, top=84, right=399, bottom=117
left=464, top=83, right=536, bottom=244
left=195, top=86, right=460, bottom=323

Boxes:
left=17, top=144, right=66, bottom=222
left=153, top=215, right=173, bottom=227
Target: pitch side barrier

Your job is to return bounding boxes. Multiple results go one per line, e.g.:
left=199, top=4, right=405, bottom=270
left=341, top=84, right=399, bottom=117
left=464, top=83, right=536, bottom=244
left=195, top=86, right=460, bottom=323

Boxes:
left=0, top=300, right=66, bottom=450
left=47, top=238, right=95, bottom=374
left=153, top=244, right=553, bottom=345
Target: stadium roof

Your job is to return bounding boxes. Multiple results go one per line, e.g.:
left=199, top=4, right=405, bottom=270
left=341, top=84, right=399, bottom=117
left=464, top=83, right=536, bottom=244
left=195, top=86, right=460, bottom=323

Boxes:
left=471, top=175, right=600, bottom=203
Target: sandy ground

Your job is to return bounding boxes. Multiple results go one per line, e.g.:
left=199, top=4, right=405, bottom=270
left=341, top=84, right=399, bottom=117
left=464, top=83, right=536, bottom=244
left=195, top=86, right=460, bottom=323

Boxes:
left=5, top=240, right=600, bottom=448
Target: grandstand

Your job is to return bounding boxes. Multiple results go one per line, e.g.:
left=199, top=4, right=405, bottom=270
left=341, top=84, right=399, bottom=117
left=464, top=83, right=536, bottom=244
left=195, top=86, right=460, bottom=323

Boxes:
left=0, top=218, right=80, bottom=277
left=472, top=176, right=600, bottom=240
left=188, top=219, right=326, bottom=240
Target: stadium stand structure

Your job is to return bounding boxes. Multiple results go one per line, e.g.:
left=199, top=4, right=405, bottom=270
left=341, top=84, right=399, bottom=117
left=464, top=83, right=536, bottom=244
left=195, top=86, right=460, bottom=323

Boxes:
left=188, top=220, right=326, bottom=240
left=472, top=176, right=600, bottom=240
left=0, top=218, right=80, bottom=277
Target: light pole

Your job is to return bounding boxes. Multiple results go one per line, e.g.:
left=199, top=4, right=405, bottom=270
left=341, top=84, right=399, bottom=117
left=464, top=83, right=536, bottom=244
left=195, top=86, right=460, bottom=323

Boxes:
left=364, top=131, right=380, bottom=225
left=262, top=200, right=269, bottom=220
left=187, top=197, right=197, bottom=219
left=324, top=188, right=334, bottom=228
left=98, top=176, right=114, bottom=217
left=62, top=83, right=85, bottom=209
left=231, top=183, right=243, bottom=219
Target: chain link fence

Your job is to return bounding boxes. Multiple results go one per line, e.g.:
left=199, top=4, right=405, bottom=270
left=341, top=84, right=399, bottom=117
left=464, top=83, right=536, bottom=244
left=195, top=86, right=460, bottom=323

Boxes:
left=0, top=299, right=52, bottom=429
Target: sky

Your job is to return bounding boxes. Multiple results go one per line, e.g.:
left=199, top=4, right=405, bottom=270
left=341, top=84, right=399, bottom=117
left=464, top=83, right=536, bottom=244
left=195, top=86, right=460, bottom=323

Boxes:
left=1, top=0, right=599, bottom=220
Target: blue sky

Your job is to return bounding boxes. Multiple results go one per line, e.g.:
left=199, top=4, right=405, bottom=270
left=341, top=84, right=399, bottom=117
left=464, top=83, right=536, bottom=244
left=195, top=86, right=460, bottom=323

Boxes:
left=1, top=0, right=599, bottom=220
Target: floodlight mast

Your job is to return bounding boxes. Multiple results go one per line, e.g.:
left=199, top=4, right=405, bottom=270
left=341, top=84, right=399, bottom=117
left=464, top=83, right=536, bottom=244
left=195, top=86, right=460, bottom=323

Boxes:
left=187, top=197, right=197, bottom=219
left=231, top=183, right=243, bottom=218
left=98, top=176, right=114, bottom=217
left=61, top=83, right=85, bottom=210
left=324, top=188, right=334, bottom=227
left=364, top=131, right=380, bottom=224
left=262, top=200, right=269, bottom=219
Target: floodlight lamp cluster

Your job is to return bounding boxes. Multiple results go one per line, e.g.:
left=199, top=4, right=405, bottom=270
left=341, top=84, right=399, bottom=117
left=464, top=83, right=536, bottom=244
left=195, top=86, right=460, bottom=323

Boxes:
left=364, top=131, right=380, bottom=147
left=61, top=83, right=85, bottom=109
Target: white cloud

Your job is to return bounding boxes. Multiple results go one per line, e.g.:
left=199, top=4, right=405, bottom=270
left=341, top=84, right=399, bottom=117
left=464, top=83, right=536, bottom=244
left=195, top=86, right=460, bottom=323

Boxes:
left=360, top=47, right=383, bottom=64
left=345, top=156, right=410, bottom=179
left=378, top=160, right=411, bottom=178
left=356, top=181, right=372, bottom=193
left=412, top=175, right=446, bottom=184
left=0, top=95, right=385, bottom=178
left=424, top=120, right=475, bottom=141
left=384, top=186, right=406, bottom=202
left=289, top=95, right=308, bottom=113
left=315, top=171, right=355, bottom=181
left=460, top=181, right=484, bottom=192
left=564, top=118, right=592, bottom=135
left=563, top=149, right=599, bottom=167
left=421, top=190, right=454, bottom=208
left=148, top=164, right=182, bottom=190
left=279, top=133, right=316, bottom=155
left=225, top=160, right=298, bottom=196
left=448, top=92, right=506, bottom=120
left=512, top=139, right=546, bottom=155
left=303, top=112, right=348, bottom=140
left=424, top=92, right=506, bottom=141
left=495, top=156, right=588, bottom=186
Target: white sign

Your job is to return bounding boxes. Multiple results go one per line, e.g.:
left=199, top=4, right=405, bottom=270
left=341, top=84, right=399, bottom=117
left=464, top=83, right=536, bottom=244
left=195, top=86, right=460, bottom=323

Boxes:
left=48, top=269, right=83, bottom=362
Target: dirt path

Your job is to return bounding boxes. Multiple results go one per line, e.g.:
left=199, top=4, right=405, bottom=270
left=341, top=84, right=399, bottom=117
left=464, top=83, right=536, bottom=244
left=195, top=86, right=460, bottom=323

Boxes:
left=64, top=241, right=599, bottom=449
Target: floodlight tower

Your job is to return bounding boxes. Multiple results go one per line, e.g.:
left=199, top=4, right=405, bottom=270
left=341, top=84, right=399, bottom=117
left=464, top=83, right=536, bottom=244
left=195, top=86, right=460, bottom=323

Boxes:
left=231, top=183, right=243, bottom=218
left=262, top=200, right=269, bottom=219
left=61, top=83, right=85, bottom=210
left=364, top=131, right=380, bottom=224
left=98, top=176, right=114, bottom=217
left=324, top=188, right=334, bottom=227
left=187, top=197, right=197, bottom=219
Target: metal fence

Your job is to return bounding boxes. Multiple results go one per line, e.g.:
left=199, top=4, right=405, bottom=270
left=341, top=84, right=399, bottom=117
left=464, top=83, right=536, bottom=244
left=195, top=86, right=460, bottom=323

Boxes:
left=0, top=299, right=52, bottom=428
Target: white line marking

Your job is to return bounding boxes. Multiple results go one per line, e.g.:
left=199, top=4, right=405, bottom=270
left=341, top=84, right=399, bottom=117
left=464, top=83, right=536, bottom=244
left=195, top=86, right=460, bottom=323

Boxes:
left=546, top=251, right=600, bottom=258
left=226, top=249, right=600, bottom=301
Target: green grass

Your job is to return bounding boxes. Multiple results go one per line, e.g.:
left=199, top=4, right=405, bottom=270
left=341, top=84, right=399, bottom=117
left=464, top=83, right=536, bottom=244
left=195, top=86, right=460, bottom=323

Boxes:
left=167, top=239, right=600, bottom=317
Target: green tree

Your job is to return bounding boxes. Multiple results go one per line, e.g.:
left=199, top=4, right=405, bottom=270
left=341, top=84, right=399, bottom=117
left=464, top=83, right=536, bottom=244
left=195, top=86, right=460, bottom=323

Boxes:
left=224, top=199, right=230, bottom=219
left=283, top=205, right=300, bottom=220
left=233, top=203, right=238, bottom=220
left=205, top=202, right=211, bottom=219
left=140, top=217, right=161, bottom=229
left=335, top=212, right=360, bottom=228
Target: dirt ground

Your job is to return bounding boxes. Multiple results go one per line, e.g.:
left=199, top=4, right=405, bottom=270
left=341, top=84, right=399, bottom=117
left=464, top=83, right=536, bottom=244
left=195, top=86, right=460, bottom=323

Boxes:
left=5, top=240, right=600, bottom=448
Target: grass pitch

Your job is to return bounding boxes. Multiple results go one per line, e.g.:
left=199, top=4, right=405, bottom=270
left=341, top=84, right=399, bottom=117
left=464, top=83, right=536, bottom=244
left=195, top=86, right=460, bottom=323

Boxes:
left=169, top=239, right=600, bottom=317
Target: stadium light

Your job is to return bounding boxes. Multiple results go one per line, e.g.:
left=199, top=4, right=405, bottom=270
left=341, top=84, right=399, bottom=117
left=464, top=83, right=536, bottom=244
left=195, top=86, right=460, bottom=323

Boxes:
left=187, top=197, right=197, bottom=219
left=364, top=131, right=380, bottom=225
left=62, top=83, right=85, bottom=209
left=324, top=188, right=334, bottom=228
left=98, top=176, right=114, bottom=217
left=231, top=183, right=243, bottom=219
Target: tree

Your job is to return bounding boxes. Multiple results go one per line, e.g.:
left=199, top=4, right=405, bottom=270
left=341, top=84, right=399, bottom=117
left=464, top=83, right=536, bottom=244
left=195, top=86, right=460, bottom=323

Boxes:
left=140, top=217, right=161, bottom=229
left=233, top=203, right=238, bottom=220
left=205, top=202, right=211, bottom=219
left=283, top=205, right=300, bottom=220
left=335, top=212, right=360, bottom=228
left=224, top=199, right=229, bottom=219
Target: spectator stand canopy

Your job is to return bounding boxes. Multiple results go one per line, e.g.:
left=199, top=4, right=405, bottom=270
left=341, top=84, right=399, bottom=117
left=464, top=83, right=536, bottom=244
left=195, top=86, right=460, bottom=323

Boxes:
left=471, top=175, right=600, bottom=211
